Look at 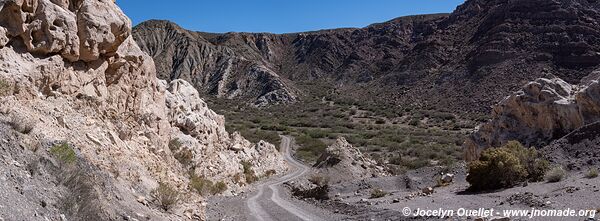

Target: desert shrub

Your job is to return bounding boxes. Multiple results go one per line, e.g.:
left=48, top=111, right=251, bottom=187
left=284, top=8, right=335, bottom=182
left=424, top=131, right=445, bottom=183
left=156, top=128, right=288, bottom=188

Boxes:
left=189, top=174, right=227, bottom=195
left=239, top=129, right=281, bottom=148
left=586, top=168, right=599, bottom=179
left=370, top=188, right=387, bottom=198
left=408, top=118, right=420, bottom=126
left=241, top=161, right=258, bottom=183
left=189, top=175, right=213, bottom=195
left=295, top=135, right=327, bottom=162
left=168, top=138, right=182, bottom=151
left=305, top=129, right=328, bottom=139
left=467, top=141, right=549, bottom=191
left=211, top=181, right=228, bottom=195
left=374, top=118, right=386, bottom=124
left=9, top=115, right=35, bottom=134
left=50, top=142, right=77, bottom=165
left=291, top=185, right=329, bottom=200
left=545, top=166, right=566, bottom=183
left=308, top=174, right=329, bottom=186
left=265, top=169, right=276, bottom=177
left=0, top=78, right=10, bottom=96
left=152, top=182, right=179, bottom=211
left=260, top=124, right=288, bottom=131
left=174, top=148, right=193, bottom=166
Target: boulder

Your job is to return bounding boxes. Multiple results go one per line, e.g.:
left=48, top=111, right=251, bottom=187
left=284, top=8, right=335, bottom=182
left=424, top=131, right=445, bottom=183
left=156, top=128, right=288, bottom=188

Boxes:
left=465, top=77, right=600, bottom=161
left=422, top=187, right=434, bottom=195
left=441, top=173, right=454, bottom=183
left=313, top=137, right=388, bottom=183
left=76, top=0, right=131, bottom=61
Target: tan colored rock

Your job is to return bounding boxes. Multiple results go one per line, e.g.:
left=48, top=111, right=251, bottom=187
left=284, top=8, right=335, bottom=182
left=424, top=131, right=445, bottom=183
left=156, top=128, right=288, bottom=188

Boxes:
left=422, top=187, right=434, bottom=195
left=465, top=77, right=600, bottom=161
left=22, top=0, right=80, bottom=61
left=0, top=27, right=8, bottom=48
left=313, top=137, right=388, bottom=183
left=76, top=0, right=131, bottom=61
left=0, top=0, right=286, bottom=219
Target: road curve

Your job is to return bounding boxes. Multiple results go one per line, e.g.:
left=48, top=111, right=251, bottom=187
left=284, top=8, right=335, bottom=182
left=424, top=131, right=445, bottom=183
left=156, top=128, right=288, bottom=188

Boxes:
left=247, top=136, right=326, bottom=221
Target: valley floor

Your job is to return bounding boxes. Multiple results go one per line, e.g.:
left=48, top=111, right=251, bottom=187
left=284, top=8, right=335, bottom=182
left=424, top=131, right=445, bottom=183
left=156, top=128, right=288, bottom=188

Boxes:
left=207, top=138, right=600, bottom=221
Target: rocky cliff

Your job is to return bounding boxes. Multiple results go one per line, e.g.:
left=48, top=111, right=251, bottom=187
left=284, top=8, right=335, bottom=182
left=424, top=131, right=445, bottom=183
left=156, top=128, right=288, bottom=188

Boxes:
left=465, top=75, right=600, bottom=161
left=0, top=0, right=285, bottom=220
left=133, top=0, right=600, bottom=115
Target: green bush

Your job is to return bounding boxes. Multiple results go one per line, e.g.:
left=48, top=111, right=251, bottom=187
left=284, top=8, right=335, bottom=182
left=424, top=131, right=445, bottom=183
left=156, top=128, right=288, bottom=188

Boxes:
left=189, top=175, right=228, bottom=195
left=295, top=135, right=327, bottom=162
left=545, top=166, right=566, bottom=183
left=239, top=129, right=281, bottom=148
left=152, top=182, right=179, bottom=211
left=241, top=161, right=258, bottom=183
left=190, top=175, right=213, bottom=195
left=586, top=168, right=599, bottom=179
left=370, top=188, right=387, bottom=198
left=50, top=142, right=77, bottom=165
left=467, top=141, right=549, bottom=191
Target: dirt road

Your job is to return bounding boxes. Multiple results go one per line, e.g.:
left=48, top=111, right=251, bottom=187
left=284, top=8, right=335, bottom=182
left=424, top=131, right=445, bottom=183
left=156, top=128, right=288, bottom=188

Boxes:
left=246, top=136, right=327, bottom=221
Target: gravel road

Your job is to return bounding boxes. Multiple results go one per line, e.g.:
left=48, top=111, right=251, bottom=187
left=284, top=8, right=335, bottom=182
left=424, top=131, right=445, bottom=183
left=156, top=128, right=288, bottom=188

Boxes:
left=207, top=136, right=338, bottom=221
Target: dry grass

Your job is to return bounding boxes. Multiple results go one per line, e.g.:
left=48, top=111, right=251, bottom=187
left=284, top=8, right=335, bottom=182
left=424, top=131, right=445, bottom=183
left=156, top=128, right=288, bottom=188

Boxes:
left=308, top=174, right=329, bottom=186
left=189, top=175, right=228, bottom=196
left=546, top=166, right=566, bottom=183
left=586, top=168, right=598, bottom=179
left=370, top=188, right=387, bottom=198
left=241, top=161, right=258, bottom=183
left=152, top=182, right=180, bottom=211
left=0, top=78, right=10, bottom=96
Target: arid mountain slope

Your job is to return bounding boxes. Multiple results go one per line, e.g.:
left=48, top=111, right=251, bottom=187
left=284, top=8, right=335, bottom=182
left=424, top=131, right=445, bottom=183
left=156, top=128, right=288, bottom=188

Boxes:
left=132, top=21, right=298, bottom=106
left=0, top=0, right=285, bottom=220
left=134, top=0, right=600, bottom=115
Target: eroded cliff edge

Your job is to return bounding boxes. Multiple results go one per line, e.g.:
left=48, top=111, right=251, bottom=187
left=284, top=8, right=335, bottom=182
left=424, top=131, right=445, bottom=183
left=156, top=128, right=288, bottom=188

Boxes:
left=0, top=0, right=286, bottom=220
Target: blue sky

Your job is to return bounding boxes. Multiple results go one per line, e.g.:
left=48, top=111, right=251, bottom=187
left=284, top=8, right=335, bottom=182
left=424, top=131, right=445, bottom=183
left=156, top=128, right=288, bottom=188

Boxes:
left=117, top=0, right=465, bottom=34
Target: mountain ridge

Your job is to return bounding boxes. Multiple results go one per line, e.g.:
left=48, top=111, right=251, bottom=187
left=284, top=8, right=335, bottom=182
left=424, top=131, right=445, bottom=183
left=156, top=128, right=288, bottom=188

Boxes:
left=134, top=0, right=600, bottom=115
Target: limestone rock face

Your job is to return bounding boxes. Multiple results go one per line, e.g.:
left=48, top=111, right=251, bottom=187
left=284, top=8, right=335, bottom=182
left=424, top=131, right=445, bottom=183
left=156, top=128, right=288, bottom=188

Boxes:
left=76, top=0, right=130, bottom=61
left=0, top=0, right=286, bottom=219
left=465, top=77, right=600, bottom=161
left=165, top=79, right=287, bottom=187
left=313, top=137, right=388, bottom=183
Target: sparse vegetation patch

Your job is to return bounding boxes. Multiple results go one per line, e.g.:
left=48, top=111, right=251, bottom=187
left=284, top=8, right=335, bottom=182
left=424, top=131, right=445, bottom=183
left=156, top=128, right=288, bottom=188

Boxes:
left=467, top=141, right=549, bottom=191
left=50, top=142, right=77, bottom=165
left=152, top=182, right=180, bottom=211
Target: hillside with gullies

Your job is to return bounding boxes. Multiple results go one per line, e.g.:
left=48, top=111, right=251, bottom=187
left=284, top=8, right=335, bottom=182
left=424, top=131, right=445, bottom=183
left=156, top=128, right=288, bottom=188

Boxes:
left=0, top=0, right=286, bottom=220
left=134, top=0, right=600, bottom=115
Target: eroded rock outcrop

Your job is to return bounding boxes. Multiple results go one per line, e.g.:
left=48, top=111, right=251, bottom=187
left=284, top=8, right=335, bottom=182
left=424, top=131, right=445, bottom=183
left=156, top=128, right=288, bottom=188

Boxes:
left=313, top=137, right=388, bottom=183
left=0, top=0, right=286, bottom=220
left=465, top=77, right=600, bottom=161
left=132, top=20, right=298, bottom=106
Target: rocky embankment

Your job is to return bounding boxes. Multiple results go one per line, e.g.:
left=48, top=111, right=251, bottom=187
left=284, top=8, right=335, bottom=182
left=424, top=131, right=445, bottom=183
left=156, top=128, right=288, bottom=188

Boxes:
left=312, top=137, right=388, bottom=184
left=465, top=75, right=600, bottom=163
left=0, top=0, right=285, bottom=220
